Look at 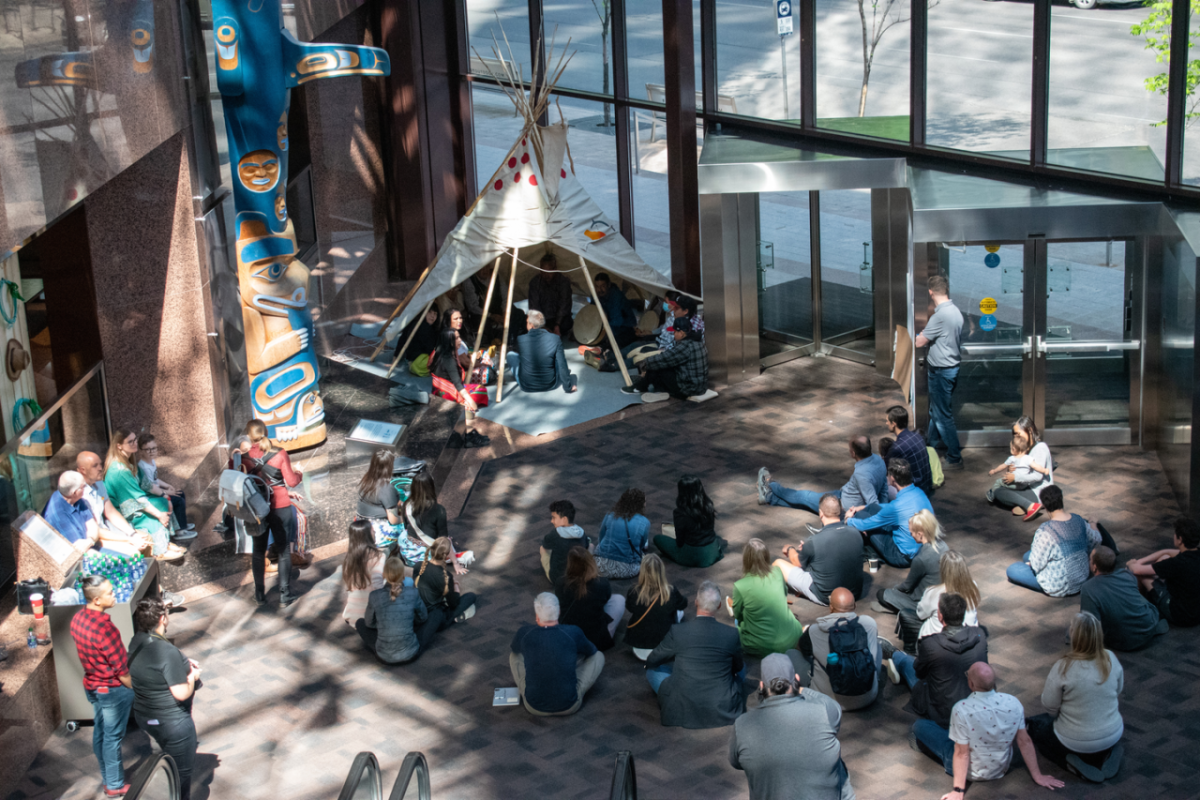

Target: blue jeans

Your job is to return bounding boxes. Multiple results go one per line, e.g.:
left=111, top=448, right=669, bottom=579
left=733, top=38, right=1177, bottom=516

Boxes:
left=768, top=484, right=839, bottom=513
left=926, top=366, right=962, bottom=464
left=867, top=532, right=913, bottom=568
left=647, top=661, right=746, bottom=694
left=1006, top=550, right=1045, bottom=593
left=890, top=650, right=918, bottom=689
left=86, top=685, right=135, bottom=791
left=912, top=719, right=956, bottom=775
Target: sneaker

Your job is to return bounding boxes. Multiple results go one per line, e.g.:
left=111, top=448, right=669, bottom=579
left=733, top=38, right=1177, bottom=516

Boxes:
left=279, top=596, right=297, bottom=609
left=724, top=596, right=735, bottom=618
left=906, top=728, right=919, bottom=753
left=463, top=431, right=491, bottom=448
left=254, top=592, right=266, bottom=606
left=805, top=523, right=821, bottom=536
left=879, top=638, right=896, bottom=660
left=620, top=385, right=643, bottom=395
left=155, top=550, right=185, bottom=563
left=942, top=459, right=965, bottom=471
left=756, top=467, right=771, bottom=505
left=104, top=785, right=131, bottom=797
left=172, top=528, right=198, bottom=542
left=454, top=603, right=476, bottom=623
left=641, top=392, right=671, bottom=404
left=1023, top=502, right=1043, bottom=521
left=884, top=658, right=901, bottom=685
left=162, top=591, right=186, bottom=608
left=184, top=523, right=196, bottom=531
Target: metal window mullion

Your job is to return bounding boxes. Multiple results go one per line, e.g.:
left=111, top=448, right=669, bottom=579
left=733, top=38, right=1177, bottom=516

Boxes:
left=1030, top=0, right=1051, bottom=167
left=612, top=0, right=634, bottom=244
left=799, top=0, right=815, bottom=129
left=810, top=190, right=822, bottom=349
left=528, top=0, right=546, bottom=124
left=700, top=0, right=717, bottom=116
left=1164, top=0, right=1191, bottom=187
left=910, top=0, right=927, bottom=147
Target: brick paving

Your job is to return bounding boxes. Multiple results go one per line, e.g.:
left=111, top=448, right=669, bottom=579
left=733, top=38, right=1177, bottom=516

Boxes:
left=6, top=356, right=1197, bottom=800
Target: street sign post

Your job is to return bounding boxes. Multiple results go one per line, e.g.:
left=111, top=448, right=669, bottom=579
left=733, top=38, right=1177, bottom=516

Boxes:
left=776, top=0, right=792, bottom=117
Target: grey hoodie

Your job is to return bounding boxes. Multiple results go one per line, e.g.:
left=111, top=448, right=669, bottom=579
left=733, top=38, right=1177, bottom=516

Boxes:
left=799, top=612, right=881, bottom=711
left=543, top=524, right=591, bottom=583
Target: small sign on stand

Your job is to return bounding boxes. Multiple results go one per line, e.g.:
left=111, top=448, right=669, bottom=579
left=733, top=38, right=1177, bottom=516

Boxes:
left=346, top=419, right=405, bottom=465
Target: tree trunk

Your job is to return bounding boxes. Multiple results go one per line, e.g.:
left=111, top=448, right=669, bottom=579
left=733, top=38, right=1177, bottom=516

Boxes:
left=858, top=0, right=870, bottom=117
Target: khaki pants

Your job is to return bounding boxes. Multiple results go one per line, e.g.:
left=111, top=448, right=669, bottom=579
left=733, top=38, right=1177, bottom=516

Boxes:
left=509, top=650, right=605, bottom=716
left=540, top=549, right=552, bottom=580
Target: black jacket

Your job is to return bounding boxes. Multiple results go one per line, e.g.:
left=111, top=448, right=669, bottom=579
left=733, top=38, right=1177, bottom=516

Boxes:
left=673, top=507, right=717, bottom=549
left=909, top=624, right=988, bottom=727
left=646, top=615, right=745, bottom=729
left=554, top=575, right=615, bottom=650
left=514, top=328, right=574, bottom=393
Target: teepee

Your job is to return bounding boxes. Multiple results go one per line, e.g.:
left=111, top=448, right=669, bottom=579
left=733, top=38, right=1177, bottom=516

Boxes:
left=374, top=31, right=683, bottom=395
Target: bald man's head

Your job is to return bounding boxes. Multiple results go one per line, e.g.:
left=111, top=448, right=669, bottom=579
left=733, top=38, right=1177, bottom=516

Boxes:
left=76, top=451, right=103, bottom=484
left=829, top=587, right=856, bottom=613
left=850, top=436, right=871, bottom=460
left=967, top=662, right=995, bottom=692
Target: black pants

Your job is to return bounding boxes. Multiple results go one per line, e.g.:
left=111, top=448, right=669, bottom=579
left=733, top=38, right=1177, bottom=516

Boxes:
left=1026, top=713, right=1115, bottom=773
left=136, top=713, right=197, bottom=800
left=896, top=608, right=924, bottom=654
left=612, top=325, right=637, bottom=349
left=633, top=368, right=684, bottom=398
left=419, top=592, right=478, bottom=648
left=252, top=506, right=296, bottom=603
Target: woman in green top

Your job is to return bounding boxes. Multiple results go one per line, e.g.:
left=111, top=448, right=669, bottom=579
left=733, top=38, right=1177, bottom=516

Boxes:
left=104, top=428, right=185, bottom=561
left=729, top=538, right=803, bottom=657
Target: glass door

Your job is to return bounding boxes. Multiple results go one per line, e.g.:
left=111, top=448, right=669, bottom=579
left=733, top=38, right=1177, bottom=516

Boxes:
left=939, top=239, right=1139, bottom=446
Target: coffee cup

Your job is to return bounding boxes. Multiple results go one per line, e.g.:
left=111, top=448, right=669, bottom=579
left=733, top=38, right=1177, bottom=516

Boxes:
left=868, top=558, right=881, bottom=573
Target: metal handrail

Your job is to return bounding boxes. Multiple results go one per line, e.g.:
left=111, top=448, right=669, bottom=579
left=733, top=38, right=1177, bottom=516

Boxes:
left=125, top=753, right=181, bottom=800
left=337, top=752, right=383, bottom=800
left=387, top=752, right=431, bottom=800
left=1, top=361, right=107, bottom=454
left=609, top=751, right=637, bottom=800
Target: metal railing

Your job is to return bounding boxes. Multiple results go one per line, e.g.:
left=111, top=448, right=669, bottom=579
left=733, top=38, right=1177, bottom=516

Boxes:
left=125, top=753, right=181, bottom=800
left=388, top=752, right=432, bottom=800
left=337, top=752, right=384, bottom=800
left=609, top=751, right=637, bottom=800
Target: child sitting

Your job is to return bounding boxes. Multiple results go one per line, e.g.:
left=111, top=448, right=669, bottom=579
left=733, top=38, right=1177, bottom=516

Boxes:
left=136, top=433, right=196, bottom=541
left=988, top=437, right=1047, bottom=492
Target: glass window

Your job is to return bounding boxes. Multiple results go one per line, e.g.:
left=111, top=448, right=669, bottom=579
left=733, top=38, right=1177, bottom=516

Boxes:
left=1182, top=7, right=1200, bottom=185
left=758, top=192, right=813, bottom=360
left=927, top=1, right=1032, bottom=156
left=1048, top=3, right=1168, bottom=181
left=818, top=189, right=875, bottom=354
left=626, top=0, right=665, bottom=99
left=554, top=96, right=621, bottom=224
left=472, top=84, right=530, bottom=188
left=628, top=107, right=671, bottom=277
left=543, top=2, right=612, bottom=95
left=715, top=0, right=800, bottom=120
left=816, top=0, right=910, bottom=141
left=465, top=0, right=532, bottom=82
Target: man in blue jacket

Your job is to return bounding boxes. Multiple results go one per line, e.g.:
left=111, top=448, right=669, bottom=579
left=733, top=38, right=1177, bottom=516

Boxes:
left=847, top=459, right=933, bottom=568
left=591, top=272, right=639, bottom=348
left=506, top=310, right=577, bottom=393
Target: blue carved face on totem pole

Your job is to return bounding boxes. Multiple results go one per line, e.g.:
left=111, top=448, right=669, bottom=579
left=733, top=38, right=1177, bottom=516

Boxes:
left=211, top=0, right=389, bottom=449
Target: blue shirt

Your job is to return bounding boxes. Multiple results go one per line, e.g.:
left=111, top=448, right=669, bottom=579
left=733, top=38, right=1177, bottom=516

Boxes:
left=841, top=454, right=888, bottom=509
left=891, top=429, right=933, bottom=495
left=511, top=623, right=597, bottom=713
left=42, top=491, right=94, bottom=545
left=847, top=485, right=933, bottom=557
left=593, top=287, right=638, bottom=330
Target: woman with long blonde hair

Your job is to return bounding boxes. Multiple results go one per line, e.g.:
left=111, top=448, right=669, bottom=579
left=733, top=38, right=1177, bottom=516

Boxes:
left=730, top=538, right=802, bottom=657
left=875, top=508, right=947, bottom=616
left=623, top=554, right=688, bottom=660
left=1026, top=612, right=1125, bottom=781
left=356, top=556, right=430, bottom=665
left=902, top=550, right=981, bottom=649
left=102, top=427, right=183, bottom=561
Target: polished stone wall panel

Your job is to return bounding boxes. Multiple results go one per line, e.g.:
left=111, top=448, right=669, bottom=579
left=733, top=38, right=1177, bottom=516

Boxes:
left=84, top=131, right=218, bottom=455
left=291, top=0, right=367, bottom=43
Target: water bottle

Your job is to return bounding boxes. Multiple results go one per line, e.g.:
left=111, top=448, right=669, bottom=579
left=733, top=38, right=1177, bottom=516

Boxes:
left=26, top=627, right=36, bottom=651
left=826, top=651, right=840, bottom=668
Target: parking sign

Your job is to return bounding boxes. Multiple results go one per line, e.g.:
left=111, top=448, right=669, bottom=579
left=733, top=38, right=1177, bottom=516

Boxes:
left=777, top=0, right=793, bottom=35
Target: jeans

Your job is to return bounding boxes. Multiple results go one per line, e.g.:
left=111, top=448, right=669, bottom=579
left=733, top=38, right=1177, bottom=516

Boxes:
left=912, top=719, right=956, bottom=775
left=251, top=512, right=293, bottom=603
left=925, top=366, right=962, bottom=464
left=1006, top=550, right=1045, bottom=593
left=867, top=533, right=913, bottom=568
left=168, top=492, right=188, bottom=530
left=86, top=685, right=135, bottom=791
left=135, top=713, right=197, bottom=800
left=767, top=484, right=839, bottom=514
left=889, top=650, right=918, bottom=689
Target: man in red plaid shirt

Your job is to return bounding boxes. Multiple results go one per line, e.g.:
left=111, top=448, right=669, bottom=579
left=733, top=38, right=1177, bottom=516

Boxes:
left=70, top=575, right=135, bottom=797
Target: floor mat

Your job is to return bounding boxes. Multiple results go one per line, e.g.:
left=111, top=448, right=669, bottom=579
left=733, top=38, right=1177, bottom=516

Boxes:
left=474, top=349, right=641, bottom=436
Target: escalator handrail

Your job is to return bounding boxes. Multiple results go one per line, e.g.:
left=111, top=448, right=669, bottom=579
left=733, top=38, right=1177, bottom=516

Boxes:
left=387, top=751, right=431, bottom=800
left=125, top=752, right=181, bottom=800
left=337, top=751, right=384, bottom=800
left=609, top=751, right=637, bottom=800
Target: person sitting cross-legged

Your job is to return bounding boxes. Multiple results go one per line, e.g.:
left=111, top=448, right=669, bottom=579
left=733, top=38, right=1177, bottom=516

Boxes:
left=645, top=580, right=746, bottom=729
left=897, top=550, right=980, bottom=655
left=509, top=592, right=605, bottom=716
left=1127, top=517, right=1200, bottom=628
left=883, top=592, right=987, bottom=728
left=756, top=435, right=886, bottom=515
left=540, top=499, right=591, bottom=583
left=790, top=587, right=884, bottom=711
left=1026, top=612, right=1126, bottom=783
left=771, top=494, right=864, bottom=605
left=505, top=310, right=577, bottom=394
left=1080, top=545, right=1167, bottom=652
left=1005, top=485, right=1112, bottom=597
left=729, top=653, right=855, bottom=800
left=621, top=314, right=709, bottom=403
left=873, top=509, right=947, bottom=615
left=729, top=539, right=803, bottom=658
left=911, top=663, right=1064, bottom=797
left=846, top=458, right=933, bottom=569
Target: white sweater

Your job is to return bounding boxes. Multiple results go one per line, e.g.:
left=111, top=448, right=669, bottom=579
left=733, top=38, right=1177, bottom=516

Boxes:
left=1042, top=652, right=1124, bottom=753
left=917, top=584, right=979, bottom=639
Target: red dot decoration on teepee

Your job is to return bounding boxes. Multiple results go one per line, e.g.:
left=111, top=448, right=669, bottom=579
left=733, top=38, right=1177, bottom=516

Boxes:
left=514, top=172, right=521, bottom=183
left=561, top=168, right=567, bottom=178
left=529, top=175, right=537, bottom=186
left=508, top=157, right=517, bottom=168
left=521, top=153, right=529, bottom=164
left=494, top=179, right=503, bottom=191
left=522, top=138, right=527, bottom=146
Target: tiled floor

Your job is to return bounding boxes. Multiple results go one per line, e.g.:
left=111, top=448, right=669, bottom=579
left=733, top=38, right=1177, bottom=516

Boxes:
left=7, top=356, right=1196, bottom=800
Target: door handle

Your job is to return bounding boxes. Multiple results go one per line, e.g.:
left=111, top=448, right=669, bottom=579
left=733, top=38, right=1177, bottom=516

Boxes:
left=1022, top=336, right=1033, bottom=357
left=1035, top=335, right=1045, bottom=358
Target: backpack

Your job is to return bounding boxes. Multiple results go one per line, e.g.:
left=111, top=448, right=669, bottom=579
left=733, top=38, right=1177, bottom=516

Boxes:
left=218, top=469, right=270, bottom=523
left=825, top=617, right=875, bottom=696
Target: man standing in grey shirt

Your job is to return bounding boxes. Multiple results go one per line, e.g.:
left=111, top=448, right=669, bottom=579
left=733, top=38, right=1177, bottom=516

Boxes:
left=730, top=653, right=855, bottom=800
left=915, top=275, right=964, bottom=470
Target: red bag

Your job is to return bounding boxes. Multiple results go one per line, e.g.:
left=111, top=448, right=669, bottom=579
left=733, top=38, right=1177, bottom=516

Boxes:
left=431, top=373, right=490, bottom=408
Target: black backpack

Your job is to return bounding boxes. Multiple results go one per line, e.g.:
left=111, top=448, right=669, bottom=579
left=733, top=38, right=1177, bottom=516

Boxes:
left=825, top=617, right=875, bottom=696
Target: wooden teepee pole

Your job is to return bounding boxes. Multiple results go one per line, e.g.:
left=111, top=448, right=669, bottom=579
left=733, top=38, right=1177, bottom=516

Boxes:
left=495, top=250, right=520, bottom=403
left=580, top=256, right=633, bottom=387
left=463, top=255, right=503, bottom=387
left=385, top=299, right=435, bottom=378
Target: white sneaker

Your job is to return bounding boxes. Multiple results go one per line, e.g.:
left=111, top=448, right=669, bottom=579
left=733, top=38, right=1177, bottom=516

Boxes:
left=454, top=603, right=476, bottom=623
left=884, top=658, right=901, bottom=685
left=642, top=392, right=671, bottom=404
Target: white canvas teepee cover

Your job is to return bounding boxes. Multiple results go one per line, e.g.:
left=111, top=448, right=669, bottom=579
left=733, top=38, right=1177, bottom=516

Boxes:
left=383, top=121, right=678, bottom=341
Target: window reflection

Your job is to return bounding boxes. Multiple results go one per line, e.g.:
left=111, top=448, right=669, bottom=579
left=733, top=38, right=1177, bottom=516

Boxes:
left=465, top=0, right=531, bottom=83
left=816, top=0, right=910, bottom=141
left=716, top=0, right=800, bottom=120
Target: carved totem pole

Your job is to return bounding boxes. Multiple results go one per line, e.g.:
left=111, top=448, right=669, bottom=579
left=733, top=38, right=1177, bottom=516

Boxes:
left=211, top=0, right=389, bottom=450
